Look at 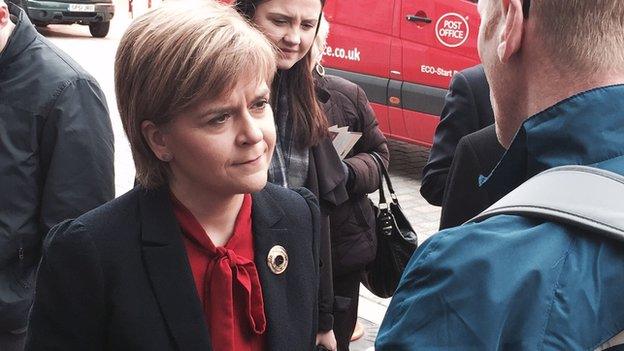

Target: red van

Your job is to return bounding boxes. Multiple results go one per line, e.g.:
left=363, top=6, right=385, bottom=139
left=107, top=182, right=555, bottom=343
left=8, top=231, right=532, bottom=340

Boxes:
left=322, top=0, right=480, bottom=146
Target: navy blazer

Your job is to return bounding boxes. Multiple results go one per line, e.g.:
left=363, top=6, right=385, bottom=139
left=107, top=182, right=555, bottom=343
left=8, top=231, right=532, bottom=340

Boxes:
left=25, top=183, right=321, bottom=351
left=421, top=65, right=494, bottom=206
left=439, top=124, right=505, bottom=229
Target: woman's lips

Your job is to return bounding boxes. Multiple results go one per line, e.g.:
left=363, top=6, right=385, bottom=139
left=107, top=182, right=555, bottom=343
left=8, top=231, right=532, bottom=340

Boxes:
left=280, top=48, right=298, bottom=57
left=234, top=154, right=263, bottom=166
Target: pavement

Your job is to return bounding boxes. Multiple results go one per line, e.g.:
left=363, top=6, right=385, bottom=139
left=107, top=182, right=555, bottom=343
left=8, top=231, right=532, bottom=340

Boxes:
left=41, top=4, right=443, bottom=349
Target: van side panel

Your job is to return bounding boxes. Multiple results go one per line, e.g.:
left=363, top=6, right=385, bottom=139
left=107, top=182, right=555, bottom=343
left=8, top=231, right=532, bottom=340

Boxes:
left=324, top=0, right=481, bottom=145
left=323, top=0, right=394, bottom=134
left=323, top=0, right=393, bottom=79
left=400, top=0, right=480, bottom=89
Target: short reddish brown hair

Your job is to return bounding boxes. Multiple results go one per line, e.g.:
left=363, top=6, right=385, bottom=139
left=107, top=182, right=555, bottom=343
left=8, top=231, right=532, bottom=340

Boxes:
left=115, top=0, right=276, bottom=188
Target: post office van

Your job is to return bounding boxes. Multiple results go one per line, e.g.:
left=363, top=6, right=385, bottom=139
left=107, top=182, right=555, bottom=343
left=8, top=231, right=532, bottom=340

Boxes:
left=322, top=0, right=480, bottom=146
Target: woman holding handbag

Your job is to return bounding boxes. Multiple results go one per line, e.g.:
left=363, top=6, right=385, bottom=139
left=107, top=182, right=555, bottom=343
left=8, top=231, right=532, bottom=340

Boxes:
left=26, top=2, right=323, bottom=350
left=310, top=16, right=390, bottom=351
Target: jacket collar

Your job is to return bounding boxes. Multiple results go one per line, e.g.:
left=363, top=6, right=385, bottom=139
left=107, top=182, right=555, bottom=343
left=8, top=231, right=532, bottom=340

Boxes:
left=138, top=184, right=291, bottom=350
left=482, top=84, right=624, bottom=199
left=314, top=78, right=331, bottom=104
left=251, top=183, right=285, bottom=228
left=0, top=4, right=37, bottom=67
left=138, top=185, right=213, bottom=351
left=251, top=183, right=315, bottom=350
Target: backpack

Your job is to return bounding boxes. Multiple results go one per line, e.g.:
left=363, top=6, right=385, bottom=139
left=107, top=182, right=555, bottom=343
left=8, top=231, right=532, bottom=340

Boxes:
left=471, top=165, right=624, bottom=351
left=471, top=165, right=624, bottom=241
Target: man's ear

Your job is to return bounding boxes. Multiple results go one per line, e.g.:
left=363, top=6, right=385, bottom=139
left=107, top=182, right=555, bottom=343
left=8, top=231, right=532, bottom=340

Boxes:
left=497, top=0, right=525, bottom=62
left=141, top=120, right=174, bottom=162
left=0, top=3, right=10, bottom=29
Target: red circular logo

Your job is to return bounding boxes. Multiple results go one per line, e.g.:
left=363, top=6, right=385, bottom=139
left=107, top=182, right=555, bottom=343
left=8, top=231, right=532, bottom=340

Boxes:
left=435, top=13, right=469, bottom=48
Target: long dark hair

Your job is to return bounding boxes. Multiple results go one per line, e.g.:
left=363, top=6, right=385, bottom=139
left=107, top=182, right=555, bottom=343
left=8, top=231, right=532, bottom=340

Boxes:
left=235, top=0, right=328, bottom=148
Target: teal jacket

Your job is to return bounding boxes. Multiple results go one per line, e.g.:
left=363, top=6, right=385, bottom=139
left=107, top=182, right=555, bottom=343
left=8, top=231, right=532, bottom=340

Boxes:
left=376, top=85, right=624, bottom=350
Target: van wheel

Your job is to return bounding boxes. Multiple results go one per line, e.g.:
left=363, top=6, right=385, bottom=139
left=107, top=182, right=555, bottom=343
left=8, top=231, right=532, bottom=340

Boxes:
left=89, top=22, right=110, bottom=38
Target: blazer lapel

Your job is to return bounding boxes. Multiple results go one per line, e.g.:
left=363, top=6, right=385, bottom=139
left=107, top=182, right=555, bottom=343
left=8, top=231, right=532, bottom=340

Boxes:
left=252, top=187, right=300, bottom=350
left=138, top=186, right=212, bottom=351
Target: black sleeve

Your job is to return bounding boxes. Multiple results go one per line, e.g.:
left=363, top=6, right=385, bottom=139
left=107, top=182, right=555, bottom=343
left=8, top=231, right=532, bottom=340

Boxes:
left=25, top=220, right=107, bottom=351
left=316, top=211, right=334, bottom=331
left=420, top=71, right=480, bottom=206
left=38, top=78, right=115, bottom=234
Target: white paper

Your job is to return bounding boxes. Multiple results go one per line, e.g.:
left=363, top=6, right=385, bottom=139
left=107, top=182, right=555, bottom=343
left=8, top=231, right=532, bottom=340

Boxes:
left=328, top=125, right=362, bottom=160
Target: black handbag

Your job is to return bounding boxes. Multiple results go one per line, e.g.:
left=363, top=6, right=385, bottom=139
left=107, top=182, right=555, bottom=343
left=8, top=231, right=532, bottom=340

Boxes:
left=361, top=152, right=419, bottom=298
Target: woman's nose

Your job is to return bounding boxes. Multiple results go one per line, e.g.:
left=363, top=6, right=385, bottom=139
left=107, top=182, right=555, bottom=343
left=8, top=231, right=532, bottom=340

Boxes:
left=237, top=114, right=264, bottom=145
left=282, top=27, right=301, bottom=46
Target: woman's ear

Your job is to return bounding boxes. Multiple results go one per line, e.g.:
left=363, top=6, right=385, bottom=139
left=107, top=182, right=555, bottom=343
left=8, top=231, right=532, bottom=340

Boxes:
left=141, top=120, right=173, bottom=162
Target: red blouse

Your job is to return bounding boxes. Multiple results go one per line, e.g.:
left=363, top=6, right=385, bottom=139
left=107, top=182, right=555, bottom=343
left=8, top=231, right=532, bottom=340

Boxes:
left=172, top=194, right=267, bottom=351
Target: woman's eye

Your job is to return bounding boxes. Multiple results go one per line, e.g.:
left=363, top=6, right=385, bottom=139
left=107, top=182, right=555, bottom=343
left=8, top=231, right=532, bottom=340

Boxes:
left=302, top=23, right=316, bottom=30
left=208, top=114, right=231, bottom=125
left=272, top=19, right=288, bottom=26
left=252, top=100, right=269, bottom=111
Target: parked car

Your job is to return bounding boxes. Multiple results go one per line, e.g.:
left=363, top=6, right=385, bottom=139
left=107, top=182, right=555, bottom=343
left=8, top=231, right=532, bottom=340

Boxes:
left=12, top=0, right=114, bottom=38
left=322, top=0, right=480, bottom=146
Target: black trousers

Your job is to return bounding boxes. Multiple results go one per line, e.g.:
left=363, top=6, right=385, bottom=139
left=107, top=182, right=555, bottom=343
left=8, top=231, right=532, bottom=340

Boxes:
left=0, top=328, right=26, bottom=351
left=332, top=270, right=361, bottom=351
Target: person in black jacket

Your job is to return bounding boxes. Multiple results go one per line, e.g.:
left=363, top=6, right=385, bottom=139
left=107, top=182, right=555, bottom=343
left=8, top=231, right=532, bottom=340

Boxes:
left=0, top=2, right=114, bottom=349
left=311, top=16, right=389, bottom=350
left=26, top=2, right=323, bottom=350
left=235, top=2, right=348, bottom=349
left=420, top=64, right=494, bottom=206
left=439, top=124, right=505, bottom=229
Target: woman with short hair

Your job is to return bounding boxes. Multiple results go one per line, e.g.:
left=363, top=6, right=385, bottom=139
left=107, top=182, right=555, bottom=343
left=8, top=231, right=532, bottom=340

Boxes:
left=25, top=2, right=322, bottom=350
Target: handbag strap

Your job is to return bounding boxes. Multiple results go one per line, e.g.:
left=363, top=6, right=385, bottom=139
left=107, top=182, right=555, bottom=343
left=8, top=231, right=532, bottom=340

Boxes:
left=470, top=165, right=624, bottom=242
left=370, top=152, right=388, bottom=205
left=370, top=152, right=397, bottom=236
left=370, top=152, right=399, bottom=204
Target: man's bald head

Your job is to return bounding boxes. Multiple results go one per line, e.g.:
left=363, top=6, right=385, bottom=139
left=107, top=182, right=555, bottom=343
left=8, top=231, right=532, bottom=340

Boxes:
left=476, top=0, right=624, bottom=147
left=481, top=0, right=624, bottom=72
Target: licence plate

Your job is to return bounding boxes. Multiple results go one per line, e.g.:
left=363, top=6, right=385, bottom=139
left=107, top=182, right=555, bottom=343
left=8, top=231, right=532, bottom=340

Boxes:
left=68, top=4, right=95, bottom=12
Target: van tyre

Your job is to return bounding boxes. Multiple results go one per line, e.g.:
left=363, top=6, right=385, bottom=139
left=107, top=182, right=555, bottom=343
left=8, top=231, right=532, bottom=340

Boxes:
left=89, top=21, right=110, bottom=38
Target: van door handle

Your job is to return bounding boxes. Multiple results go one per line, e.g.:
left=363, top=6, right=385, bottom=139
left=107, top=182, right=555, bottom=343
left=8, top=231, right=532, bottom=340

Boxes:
left=406, top=15, right=432, bottom=24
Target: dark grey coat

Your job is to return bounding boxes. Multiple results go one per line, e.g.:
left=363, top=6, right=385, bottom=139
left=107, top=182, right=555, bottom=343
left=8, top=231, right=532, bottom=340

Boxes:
left=0, top=4, right=114, bottom=331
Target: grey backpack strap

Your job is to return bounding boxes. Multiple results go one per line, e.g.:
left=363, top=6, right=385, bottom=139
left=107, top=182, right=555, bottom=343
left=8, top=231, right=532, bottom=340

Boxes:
left=470, top=165, right=624, bottom=242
